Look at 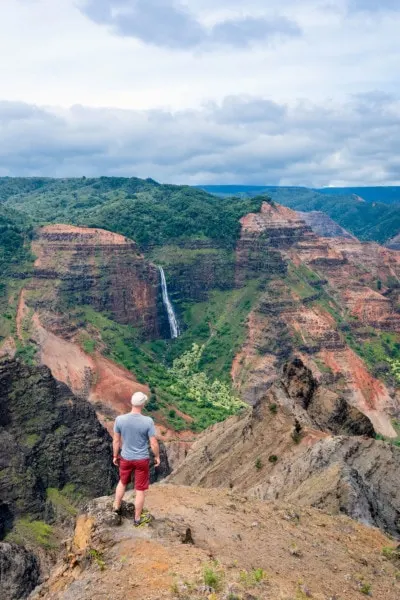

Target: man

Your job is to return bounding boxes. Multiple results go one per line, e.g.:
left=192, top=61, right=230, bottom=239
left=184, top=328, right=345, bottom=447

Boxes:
left=113, top=391, right=160, bottom=526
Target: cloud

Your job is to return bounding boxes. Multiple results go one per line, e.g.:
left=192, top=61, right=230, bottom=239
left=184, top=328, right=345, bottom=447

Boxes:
left=78, top=0, right=301, bottom=49
left=1, top=93, right=400, bottom=186
left=347, top=0, right=400, bottom=12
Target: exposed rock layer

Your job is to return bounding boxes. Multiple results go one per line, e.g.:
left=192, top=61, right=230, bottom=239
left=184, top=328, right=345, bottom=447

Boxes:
left=233, top=202, right=400, bottom=436
left=31, top=224, right=161, bottom=338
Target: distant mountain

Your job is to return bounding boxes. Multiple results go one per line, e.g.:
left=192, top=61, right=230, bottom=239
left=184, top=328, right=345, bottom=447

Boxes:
left=199, top=185, right=400, bottom=244
left=318, top=186, right=400, bottom=205
left=297, top=211, right=356, bottom=239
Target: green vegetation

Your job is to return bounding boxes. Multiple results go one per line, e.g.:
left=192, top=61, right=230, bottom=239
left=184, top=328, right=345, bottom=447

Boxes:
left=344, top=330, right=400, bottom=381
left=82, top=337, right=96, bottom=354
left=360, top=582, right=372, bottom=595
left=255, top=458, right=263, bottom=470
left=24, top=433, right=40, bottom=448
left=1, top=177, right=263, bottom=250
left=292, top=420, right=303, bottom=444
left=201, top=184, right=400, bottom=244
left=203, top=564, right=224, bottom=591
left=382, top=545, right=400, bottom=563
left=239, top=568, right=267, bottom=586
left=6, top=518, right=56, bottom=549
left=73, top=307, right=245, bottom=432
left=46, top=486, right=80, bottom=516
left=88, top=548, right=106, bottom=571
left=170, top=344, right=244, bottom=412
left=162, top=279, right=262, bottom=382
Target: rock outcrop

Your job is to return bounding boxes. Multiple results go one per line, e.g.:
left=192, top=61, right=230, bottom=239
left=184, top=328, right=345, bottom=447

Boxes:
left=0, top=359, right=118, bottom=524
left=171, top=363, right=400, bottom=537
left=0, top=543, right=41, bottom=600
left=263, top=436, right=400, bottom=536
left=282, top=358, right=375, bottom=436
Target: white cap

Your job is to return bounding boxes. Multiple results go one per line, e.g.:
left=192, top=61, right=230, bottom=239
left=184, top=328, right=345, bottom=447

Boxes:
left=131, top=391, right=148, bottom=406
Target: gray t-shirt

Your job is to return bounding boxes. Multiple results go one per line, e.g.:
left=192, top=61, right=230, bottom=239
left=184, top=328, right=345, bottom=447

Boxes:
left=114, top=413, right=156, bottom=460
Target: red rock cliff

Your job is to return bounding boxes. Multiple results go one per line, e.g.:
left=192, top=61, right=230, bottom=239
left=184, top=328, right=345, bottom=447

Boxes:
left=233, top=202, right=400, bottom=437
left=31, top=225, right=160, bottom=338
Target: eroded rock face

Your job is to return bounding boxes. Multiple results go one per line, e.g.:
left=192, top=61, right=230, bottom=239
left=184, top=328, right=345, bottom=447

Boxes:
left=31, top=224, right=161, bottom=339
left=281, top=358, right=375, bottom=436
left=282, top=357, right=316, bottom=409
left=0, top=359, right=118, bottom=525
left=0, top=543, right=41, bottom=600
left=264, top=436, right=400, bottom=537
left=170, top=363, right=399, bottom=536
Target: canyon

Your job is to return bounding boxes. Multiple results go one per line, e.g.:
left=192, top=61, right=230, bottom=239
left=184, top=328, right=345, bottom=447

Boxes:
left=233, top=201, right=400, bottom=437
left=2, top=183, right=400, bottom=598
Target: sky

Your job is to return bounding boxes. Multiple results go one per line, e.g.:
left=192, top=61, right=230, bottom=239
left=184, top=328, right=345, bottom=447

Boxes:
left=0, top=0, right=399, bottom=186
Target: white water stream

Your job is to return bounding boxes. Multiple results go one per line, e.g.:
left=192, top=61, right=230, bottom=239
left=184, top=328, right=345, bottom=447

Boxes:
left=159, top=266, right=180, bottom=339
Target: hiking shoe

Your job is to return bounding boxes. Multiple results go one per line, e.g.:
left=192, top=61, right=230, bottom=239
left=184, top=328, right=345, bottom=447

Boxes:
left=133, top=514, right=152, bottom=527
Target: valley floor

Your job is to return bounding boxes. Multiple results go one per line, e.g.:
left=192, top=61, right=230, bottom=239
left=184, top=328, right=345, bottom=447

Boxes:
left=33, top=485, right=400, bottom=600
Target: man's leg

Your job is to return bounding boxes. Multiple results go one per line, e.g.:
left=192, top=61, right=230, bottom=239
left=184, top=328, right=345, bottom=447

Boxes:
left=134, top=459, right=150, bottom=523
left=134, top=490, right=145, bottom=521
left=114, top=480, right=126, bottom=510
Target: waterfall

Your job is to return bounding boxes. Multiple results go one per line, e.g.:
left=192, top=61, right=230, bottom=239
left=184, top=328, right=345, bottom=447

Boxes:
left=159, top=266, right=180, bottom=339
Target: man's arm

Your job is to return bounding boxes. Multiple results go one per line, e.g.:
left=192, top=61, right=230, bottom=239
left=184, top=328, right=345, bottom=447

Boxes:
left=150, top=436, right=160, bottom=467
left=113, top=432, right=121, bottom=466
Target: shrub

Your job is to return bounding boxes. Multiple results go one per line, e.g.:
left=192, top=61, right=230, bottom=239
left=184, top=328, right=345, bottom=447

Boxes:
left=240, top=568, right=267, bottom=586
left=255, top=458, right=263, bottom=470
left=269, top=403, right=278, bottom=414
left=146, top=393, right=159, bottom=411
left=360, top=582, right=372, bottom=595
left=203, top=565, right=223, bottom=591
left=268, top=455, right=278, bottom=464
left=88, top=548, right=106, bottom=571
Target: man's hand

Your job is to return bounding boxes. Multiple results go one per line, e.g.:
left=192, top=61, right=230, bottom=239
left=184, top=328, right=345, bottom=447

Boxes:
left=150, top=436, right=160, bottom=468
left=113, top=456, right=120, bottom=466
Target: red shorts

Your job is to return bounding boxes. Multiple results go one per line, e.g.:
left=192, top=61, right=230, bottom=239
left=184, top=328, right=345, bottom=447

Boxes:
left=119, top=458, right=150, bottom=491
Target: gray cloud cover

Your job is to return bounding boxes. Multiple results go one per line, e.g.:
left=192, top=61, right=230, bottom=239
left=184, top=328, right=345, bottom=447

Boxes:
left=1, top=93, right=399, bottom=186
left=79, top=0, right=301, bottom=49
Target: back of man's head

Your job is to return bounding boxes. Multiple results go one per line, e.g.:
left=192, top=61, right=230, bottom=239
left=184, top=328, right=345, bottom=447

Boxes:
left=131, top=391, right=148, bottom=407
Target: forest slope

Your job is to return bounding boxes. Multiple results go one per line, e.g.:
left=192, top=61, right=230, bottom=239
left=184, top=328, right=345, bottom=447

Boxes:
left=200, top=184, right=400, bottom=243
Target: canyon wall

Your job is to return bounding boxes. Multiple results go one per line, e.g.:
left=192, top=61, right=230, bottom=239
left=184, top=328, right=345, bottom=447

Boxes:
left=31, top=225, right=162, bottom=338
left=233, top=202, right=400, bottom=436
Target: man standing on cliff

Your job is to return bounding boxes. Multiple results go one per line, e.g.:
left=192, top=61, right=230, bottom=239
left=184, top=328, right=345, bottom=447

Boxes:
left=112, top=392, right=160, bottom=526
